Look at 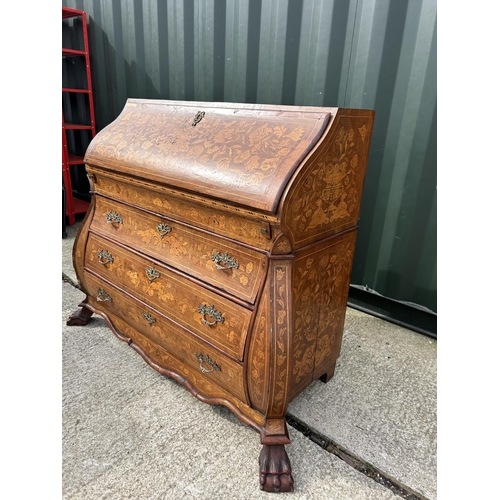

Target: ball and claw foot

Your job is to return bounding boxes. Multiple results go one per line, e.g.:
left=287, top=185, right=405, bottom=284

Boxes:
left=259, top=444, right=294, bottom=493
left=66, top=305, right=93, bottom=326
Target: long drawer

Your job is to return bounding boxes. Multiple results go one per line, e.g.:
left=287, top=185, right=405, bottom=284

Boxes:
left=84, top=271, right=247, bottom=403
left=91, top=195, right=267, bottom=304
left=85, top=232, right=251, bottom=361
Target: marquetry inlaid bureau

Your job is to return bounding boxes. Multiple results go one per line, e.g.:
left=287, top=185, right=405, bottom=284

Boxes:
left=67, top=98, right=374, bottom=492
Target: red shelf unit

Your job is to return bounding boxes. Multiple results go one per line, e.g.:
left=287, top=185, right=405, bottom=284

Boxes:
left=62, top=6, right=96, bottom=226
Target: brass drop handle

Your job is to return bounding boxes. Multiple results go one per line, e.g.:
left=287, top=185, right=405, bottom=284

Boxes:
left=97, top=249, right=114, bottom=265
left=142, top=312, right=156, bottom=324
left=156, top=222, right=172, bottom=239
left=211, top=251, right=239, bottom=270
left=105, top=211, right=123, bottom=224
left=195, top=353, right=220, bottom=373
left=197, top=304, right=224, bottom=327
left=145, top=266, right=161, bottom=283
left=97, top=288, right=112, bottom=302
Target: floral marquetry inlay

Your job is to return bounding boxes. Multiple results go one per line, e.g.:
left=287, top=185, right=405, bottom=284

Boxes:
left=291, top=232, right=356, bottom=390
left=283, top=116, right=372, bottom=248
left=291, top=125, right=364, bottom=230
left=91, top=196, right=266, bottom=304
left=86, top=100, right=331, bottom=212
left=92, top=173, right=277, bottom=251
left=269, top=264, right=291, bottom=417
left=247, top=288, right=270, bottom=413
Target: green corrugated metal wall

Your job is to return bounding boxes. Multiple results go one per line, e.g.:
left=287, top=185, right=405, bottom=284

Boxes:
left=63, top=0, right=437, bottom=315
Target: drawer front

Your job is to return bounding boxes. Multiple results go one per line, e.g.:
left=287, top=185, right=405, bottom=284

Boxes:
left=85, top=232, right=251, bottom=361
left=91, top=171, right=276, bottom=251
left=91, top=195, right=266, bottom=304
left=84, top=271, right=247, bottom=403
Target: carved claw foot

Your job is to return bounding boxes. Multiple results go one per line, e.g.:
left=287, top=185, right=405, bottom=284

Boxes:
left=67, top=305, right=93, bottom=326
left=259, top=444, right=294, bottom=493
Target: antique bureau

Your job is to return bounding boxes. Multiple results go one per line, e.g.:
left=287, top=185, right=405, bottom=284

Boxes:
left=67, top=98, right=374, bottom=492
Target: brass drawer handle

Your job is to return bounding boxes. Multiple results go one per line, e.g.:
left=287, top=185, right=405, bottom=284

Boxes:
left=156, top=222, right=172, bottom=238
left=197, top=304, right=224, bottom=327
left=142, top=312, right=156, bottom=324
left=96, top=288, right=112, bottom=302
left=97, top=249, right=114, bottom=265
left=145, top=266, right=161, bottom=283
left=195, top=353, right=220, bottom=373
left=211, top=251, right=240, bottom=270
left=105, top=211, right=123, bottom=224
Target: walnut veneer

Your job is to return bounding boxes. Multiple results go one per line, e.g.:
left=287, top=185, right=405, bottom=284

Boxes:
left=67, top=99, right=374, bottom=493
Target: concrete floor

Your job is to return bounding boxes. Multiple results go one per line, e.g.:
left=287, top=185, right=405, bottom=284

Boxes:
left=62, top=220, right=436, bottom=499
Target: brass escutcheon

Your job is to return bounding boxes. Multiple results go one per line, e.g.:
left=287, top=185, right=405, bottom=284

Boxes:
left=142, top=312, right=156, bottom=324
left=195, top=353, right=221, bottom=374
left=197, top=304, right=224, bottom=327
left=145, top=266, right=161, bottom=283
left=211, top=251, right=239, bottom=270
left=105, top=211, right=123, bottom=224
left=97, top=249, right=114, bottom=265
left=156, top=222, right=172, bottom=239
left=192, top=111, right=205, bottom=126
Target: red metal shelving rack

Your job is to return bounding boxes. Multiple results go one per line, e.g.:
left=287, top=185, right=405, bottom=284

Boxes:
left=62, top=6, right=96, bottom=226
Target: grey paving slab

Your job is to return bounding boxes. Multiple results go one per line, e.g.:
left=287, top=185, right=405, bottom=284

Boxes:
left=287, top=311, right=437, bottom=500
left=62, top=282, right=399, bottom=499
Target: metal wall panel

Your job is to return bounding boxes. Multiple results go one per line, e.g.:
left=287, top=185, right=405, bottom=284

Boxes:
left=62, top=0, right=437, bottom=314
left=344, top=0, right=437, bottom=312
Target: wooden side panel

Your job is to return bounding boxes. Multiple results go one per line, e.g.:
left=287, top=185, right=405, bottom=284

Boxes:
left=246, top=284, right=271, bottom=414
left=71, top=174, right=96, bottom=295
left=312, top=231, right=357, bottom=381
left=288, top=229, right=357, bottom=402
left=281, top=110, right=375, bottom=250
